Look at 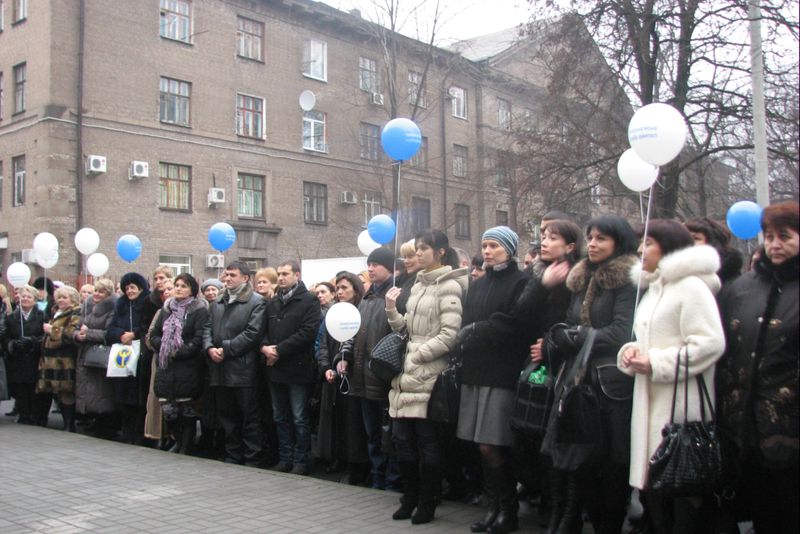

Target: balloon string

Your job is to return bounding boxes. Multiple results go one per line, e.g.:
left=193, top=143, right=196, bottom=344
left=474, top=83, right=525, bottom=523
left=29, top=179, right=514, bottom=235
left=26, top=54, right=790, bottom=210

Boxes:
left=392, top=161, right=402, bottom=288
left=631, top=177, right=656, bottom=341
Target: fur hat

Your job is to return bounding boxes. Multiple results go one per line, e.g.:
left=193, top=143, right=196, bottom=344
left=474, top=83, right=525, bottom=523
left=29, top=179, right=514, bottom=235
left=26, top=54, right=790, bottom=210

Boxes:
left=120, top=272, right=150, bottom=294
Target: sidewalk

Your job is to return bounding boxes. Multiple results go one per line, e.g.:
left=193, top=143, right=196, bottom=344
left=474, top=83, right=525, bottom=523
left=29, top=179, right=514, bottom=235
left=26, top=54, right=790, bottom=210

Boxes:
left=0, top=406, right=546, bottom=533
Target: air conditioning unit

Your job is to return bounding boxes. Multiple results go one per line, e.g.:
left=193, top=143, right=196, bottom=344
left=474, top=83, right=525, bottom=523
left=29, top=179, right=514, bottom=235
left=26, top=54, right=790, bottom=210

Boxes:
left=206, top=254, right=225, bottom=269
left=339, top=191, right=358, bottom=205
left=370, top=92, right=384, bottom=106
left=21, top=248, right=37, bottom=263
left=129, top=161, right=149, bottom=180
left=208, top=187, right=226, bottom=206
left=86, top=155, right=107, bottom=175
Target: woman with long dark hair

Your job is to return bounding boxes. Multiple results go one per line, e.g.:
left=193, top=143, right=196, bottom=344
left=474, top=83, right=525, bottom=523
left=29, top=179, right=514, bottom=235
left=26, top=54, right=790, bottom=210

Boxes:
left=684, top=216, right=743, bottom=286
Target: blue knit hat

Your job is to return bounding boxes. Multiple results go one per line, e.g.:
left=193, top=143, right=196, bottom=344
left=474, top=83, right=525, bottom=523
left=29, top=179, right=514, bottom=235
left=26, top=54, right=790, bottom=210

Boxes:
left=482, top=226, right=519, bottom=258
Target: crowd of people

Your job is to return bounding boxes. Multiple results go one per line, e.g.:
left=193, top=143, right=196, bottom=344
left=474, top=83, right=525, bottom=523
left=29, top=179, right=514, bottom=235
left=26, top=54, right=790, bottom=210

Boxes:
left=0, top=200, right=797, bottom=534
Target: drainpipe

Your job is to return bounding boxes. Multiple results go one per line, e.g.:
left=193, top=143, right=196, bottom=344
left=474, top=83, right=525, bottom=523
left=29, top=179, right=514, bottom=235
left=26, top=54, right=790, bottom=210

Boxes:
left=75, top=0, right=86, bottom=282
left=440, top=87, right=449, bottom=233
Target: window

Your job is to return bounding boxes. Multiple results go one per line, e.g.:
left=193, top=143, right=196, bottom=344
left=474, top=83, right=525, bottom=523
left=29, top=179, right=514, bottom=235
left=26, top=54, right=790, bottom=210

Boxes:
left=236, top=16, right=264, bottom=61
left=12, top=155, right=24, bottom=207
left=449, top=86, right=466, bottom=118
left=237, top=172, right=264, bottom=218
left=160, top=0, right=191, bottom=43
left=455, top=204, right=471, bottom=239
left=0, top=162, right=3, bottom=208
left=452, top=145, right=468, bottom=178
left=240, top=257, right=264, bottom=271
left=0, top=72, right=4, bottom=121
left=411, top=196, right=431, bottom=234
left=408, top=70, right=426, bottom=108
left=159, top=254, right=192, bottom=275
left=303, top=181, right=327, bottom=224
left=498, top=98, right=511, bottom=130
left=13, top=63, right=25, bottom=114
left=13, top=0, right=26, bottom=22
left=363, top=192, right=381, bottom=225
left=0, top=1, right=3, bottom=30
left=302, top=111, right=326, bottom=152
left=494, top=165, right=510, bottom=188
left=236, top=93, right=265, bottom=138
left=409, top=137, right=428, bottom=170
left=159, top=77, right=190, bottom=126
left=359, top=57, right=379, bottom=93
left=359, top=122, right=380, bottom=161
left=496, top=210, right=509, bottom=227
left=494, top=151, right=514, bottom=187
left=158, top=162, right=191, bottom=210
left=303, top=38, right=327, bottom=81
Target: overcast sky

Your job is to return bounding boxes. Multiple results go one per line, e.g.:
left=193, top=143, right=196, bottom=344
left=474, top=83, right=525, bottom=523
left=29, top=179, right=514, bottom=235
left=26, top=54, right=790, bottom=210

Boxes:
left=316, top=0, right=533, bottom=44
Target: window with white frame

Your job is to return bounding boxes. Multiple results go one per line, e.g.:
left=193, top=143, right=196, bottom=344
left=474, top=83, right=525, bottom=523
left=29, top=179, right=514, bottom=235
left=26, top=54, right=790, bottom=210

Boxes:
left=13, top=0, right=26, bottom=22
left=455, top=204, right=471, bottom=239
left=236, top=16, right=264, bottom=61
left=303, top=38, right=327, bottom=81
left=159, top=0, right=191, bottom=43
left=236, top=93, right=265, bottom=138
left=449, top=86, right=466, bottom=118
left=159, top=76, right=190, bottom=126
left=302, top=111, right=326, bottom=152
left=13, top=63, right=25, bottom=113
left=498, top=98, right=511, bottom=130
left=362, top=192, right=381, bottom=225
left=409, top=137, right=428, bottom=170
left=359, top=122, right=380, bottom=161
left=359, top=57, right=379, bottom=93
left=496, top=210, right=509, bottom=227
left=452, top=144, right=468, bottom=178
left=237, top=172, right=264, bottom=218
left=411, top=196, right=431, bottom=234
left=408, top=70, right=426, bottom=108
left=12, top=155, right=24, bottom=207
left=303, top=181, right=327, bottom=224
left=158, top=162, right=191, bottom=210
left=159, top=254, right=192, bottom=275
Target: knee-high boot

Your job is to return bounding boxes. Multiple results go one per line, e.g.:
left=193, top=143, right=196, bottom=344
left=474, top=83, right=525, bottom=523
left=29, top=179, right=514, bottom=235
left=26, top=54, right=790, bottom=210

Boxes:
left=178, top=417, right=196, bottom=455
left=471, top=458, right=500, bottom=533
left=412, top=463, right=440, bottom=525
left=546, top=468, right=566, bottom=534
left=393, top=461, right=419, bottom=520
left=61, top=403, right=76, bottom=432
left=556, top=474, right=582, bottom=534
left=488, top=462, right=518, bottom=534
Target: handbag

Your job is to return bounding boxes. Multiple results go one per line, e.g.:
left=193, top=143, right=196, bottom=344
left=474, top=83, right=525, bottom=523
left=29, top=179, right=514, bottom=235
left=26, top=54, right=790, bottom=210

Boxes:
left=510, top=357, right=555, bottom=436
left=647, top=347, right=723, bottom=497
left=541, top=328, right=605, bottom=471
left=106, top=340, right=141, bottom=378
left=83, top=344, right=111, bottom=368
left=369, top=328, right=408, bottom=383
left=427, top=354, right=461, bottom=424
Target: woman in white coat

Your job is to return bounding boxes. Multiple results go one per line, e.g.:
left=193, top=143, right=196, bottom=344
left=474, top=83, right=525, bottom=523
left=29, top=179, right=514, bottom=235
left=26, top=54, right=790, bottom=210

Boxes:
left=618, top=219, right=725, bottom=533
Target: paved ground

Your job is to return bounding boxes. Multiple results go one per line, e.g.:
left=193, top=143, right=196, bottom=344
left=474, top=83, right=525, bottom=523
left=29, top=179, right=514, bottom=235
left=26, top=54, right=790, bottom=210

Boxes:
left=0, top=401, right=548, bottom=533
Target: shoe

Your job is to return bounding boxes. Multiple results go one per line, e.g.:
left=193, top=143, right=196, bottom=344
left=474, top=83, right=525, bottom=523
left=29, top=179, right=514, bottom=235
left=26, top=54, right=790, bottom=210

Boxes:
left=223, top=457, right=244, bottom=465
left=487, top=510, right=518, bottom=534
left=394, top=461, right=419, bottom=520
left=290, top=464, right=310, bottom=476
left=271, top=461, right=292, bottom=473
left=411, top=463, right=440, bottom=525
left=5, top=408, right=18, bottom=417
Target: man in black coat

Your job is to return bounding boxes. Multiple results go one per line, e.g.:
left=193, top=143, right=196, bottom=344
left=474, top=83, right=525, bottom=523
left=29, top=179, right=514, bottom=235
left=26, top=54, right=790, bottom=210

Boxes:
left=203, top=261, right=267, bottom=466
left=261, top=260, right=321, bottom=475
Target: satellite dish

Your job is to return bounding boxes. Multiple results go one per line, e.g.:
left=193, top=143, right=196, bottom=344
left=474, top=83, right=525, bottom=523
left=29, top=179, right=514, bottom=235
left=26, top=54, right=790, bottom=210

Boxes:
left=299, top=90, right=316, bottom=111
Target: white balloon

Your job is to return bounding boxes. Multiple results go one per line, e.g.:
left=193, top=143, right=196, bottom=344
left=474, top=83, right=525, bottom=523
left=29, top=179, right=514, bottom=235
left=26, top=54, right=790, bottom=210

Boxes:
left=33, top=232, right=59, bottom=256
left=299, top=90, right=316, bottom=112
left=36, top=249, right=59, bottom=269
left=74, top=227, right=100, bottom=255
left=87, top=253, right=110, bottom=277
left=325, top=302, right=362, bottom=342
left=617, top=149, right=659, bottom=192
left=357, top=230, right=381, bottom=256
left=6, top=262, right=32, bottom=288
left=628, top=103, right=688, bottom=166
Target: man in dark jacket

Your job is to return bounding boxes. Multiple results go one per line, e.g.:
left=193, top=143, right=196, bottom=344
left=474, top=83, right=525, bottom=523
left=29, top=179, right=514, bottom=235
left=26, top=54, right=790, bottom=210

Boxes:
left=203, top=261, right=267, bottom=466
left=262, top=260, right=321, bottom=475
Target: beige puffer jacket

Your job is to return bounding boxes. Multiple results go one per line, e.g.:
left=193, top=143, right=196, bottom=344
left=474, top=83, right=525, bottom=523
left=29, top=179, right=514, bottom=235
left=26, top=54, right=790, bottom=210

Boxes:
left=386, top=265, right=468, bottom=418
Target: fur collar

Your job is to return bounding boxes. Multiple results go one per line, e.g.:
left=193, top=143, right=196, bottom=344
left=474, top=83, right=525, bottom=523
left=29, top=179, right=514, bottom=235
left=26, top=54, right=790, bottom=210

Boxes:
left=631, top=245, right=721, bottom=294
left=567, top=254, right=638, bottom=294
left=90, top=295, right=117, bottom=317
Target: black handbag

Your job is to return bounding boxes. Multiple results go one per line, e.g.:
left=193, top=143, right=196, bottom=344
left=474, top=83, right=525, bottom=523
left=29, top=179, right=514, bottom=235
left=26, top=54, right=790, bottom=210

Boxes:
left=83, top=344, right=111, bottom=369
left=510, top=357, right=555, bottom=436
left=427, top=355, right=460, bottom=424
left=647, top=347, right=723, bottom=497
left=369, top=328, right=408, bottom=383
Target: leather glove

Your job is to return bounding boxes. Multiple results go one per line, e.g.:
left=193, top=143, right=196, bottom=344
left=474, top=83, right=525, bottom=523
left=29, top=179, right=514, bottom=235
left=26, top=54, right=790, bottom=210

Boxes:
left=547, top=324, right=582, bottom=355
left=454, top=323, right=477, bottom=352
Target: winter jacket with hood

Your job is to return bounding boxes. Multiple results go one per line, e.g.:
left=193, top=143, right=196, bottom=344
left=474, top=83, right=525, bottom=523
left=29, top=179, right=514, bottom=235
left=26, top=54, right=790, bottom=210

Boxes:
left=617, top=245, right=725, bottom=489
left=386, top=266, right=468, bottom=418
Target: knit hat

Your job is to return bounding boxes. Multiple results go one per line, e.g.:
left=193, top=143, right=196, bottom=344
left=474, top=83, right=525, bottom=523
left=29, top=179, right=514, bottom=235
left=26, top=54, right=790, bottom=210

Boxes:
left=367, top=247, right=396, bottom=272
left=482, top=226, right=519, bottom=258
left=200, top=278, right=224, bottom=292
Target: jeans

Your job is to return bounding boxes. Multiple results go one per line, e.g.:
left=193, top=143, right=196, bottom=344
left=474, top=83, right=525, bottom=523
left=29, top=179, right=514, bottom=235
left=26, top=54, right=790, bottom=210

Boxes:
left=270, top=382, right=311, bottom=468
left=359, top=397, right=399, bottom=488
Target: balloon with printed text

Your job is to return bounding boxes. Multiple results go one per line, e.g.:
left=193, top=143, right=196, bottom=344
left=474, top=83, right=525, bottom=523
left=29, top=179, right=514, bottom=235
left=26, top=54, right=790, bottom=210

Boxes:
left=6, top=262, right=32, bottom=288
left=628, top=103, right=687, bottom=166
left=381, top=118, right=422, bottom=161
left=325, top=302, right=362, bottom=342
left=208, top=222, right=237, bottom=252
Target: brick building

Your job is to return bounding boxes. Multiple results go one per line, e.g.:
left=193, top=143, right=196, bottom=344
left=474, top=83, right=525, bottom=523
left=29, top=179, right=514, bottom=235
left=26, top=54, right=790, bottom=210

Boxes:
left=0, top=0, right=610, bottom=281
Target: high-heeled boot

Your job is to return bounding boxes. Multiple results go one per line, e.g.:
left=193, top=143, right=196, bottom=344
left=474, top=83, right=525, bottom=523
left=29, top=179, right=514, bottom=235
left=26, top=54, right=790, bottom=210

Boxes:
left=488, top=462, right=518, bottom=534
left=471, top=460, right=500, bottom=532
left=412, top=464, right=440, bottom=525
left=393, top=461, right=419, bottom=520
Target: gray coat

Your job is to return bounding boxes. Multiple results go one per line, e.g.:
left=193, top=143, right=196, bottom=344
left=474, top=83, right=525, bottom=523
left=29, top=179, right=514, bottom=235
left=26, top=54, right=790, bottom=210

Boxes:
left=75, top=295, right=117, bottom=415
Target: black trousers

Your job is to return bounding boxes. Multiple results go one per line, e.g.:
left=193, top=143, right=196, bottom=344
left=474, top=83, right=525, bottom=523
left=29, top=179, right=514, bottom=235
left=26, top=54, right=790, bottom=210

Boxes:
left=392, top=417, right=440, bottom=465
left=215, top=386, right=263, bottom=464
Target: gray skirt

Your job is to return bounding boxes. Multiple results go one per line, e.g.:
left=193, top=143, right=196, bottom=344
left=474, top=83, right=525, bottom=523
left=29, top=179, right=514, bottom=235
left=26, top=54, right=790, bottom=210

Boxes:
left=457, top=384, right=515, bottom=447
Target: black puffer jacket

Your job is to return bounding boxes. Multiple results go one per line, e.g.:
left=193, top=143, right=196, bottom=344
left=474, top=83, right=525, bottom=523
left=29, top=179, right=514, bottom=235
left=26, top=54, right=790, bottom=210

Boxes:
left=5, top=307, right=46, bottom=384
left=263, top=282, right=321, bottom=385
left=151, top=298, right=209, bottom=400
left=203, top=284, right=267, bottom=388
left=718, top=253, right=799, bottom=469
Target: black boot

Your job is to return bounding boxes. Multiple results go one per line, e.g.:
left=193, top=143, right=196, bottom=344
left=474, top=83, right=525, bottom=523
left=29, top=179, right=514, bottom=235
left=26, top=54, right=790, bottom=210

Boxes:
left=61, top=403, right=76, bottom=432
left=471, top=460, right=500, bottom=532
left=487, top=463, right=518, bottom=534
left=178, top=417, right=196, bottom=455
left=555, top=475, right=582, bottom=534
left=393, top=461, right=419, bottom=520
left=546, top=468, right=566, bottom=534
left=412, top=463, right=440, bottom=525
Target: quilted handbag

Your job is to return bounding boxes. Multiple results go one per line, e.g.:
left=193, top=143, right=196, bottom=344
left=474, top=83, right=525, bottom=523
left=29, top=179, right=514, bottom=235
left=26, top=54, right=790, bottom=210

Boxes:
left=648, top=347, right=723, bottom=497
left=427, top=355, right=461, bottom=424
left=369, top=328, right=408, bottom=383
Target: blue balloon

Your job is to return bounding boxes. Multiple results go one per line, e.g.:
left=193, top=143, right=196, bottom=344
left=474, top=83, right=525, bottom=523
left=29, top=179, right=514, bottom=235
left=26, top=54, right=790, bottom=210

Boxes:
left=116, top=234, right=142, bottom=263
left=726, top=201, right=763, bottom=239
left=381, top=118, right=422, bottom=161
left=367, top=214, right=397, bottom=245
left=208, top=222, right=237, bottom=252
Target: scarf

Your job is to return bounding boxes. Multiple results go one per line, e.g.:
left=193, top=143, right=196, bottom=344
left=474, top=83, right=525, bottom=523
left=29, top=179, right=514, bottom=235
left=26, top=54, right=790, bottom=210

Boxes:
left=158, top=297, right=195, bottom=369
left=277, top=283, right=298, bottom=304
left=224, top=283, right=247, bottom=303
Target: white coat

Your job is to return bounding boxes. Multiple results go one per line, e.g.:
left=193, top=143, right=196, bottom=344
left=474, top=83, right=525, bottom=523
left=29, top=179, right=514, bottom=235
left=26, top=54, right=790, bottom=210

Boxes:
left=617, top=245, right=725, bottom=490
